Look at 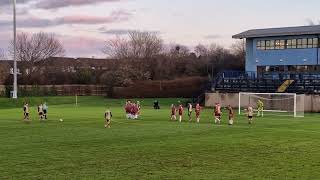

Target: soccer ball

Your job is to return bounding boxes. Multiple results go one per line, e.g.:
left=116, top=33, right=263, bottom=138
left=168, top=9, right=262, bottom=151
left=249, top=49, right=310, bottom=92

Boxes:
left=59, top=119, right=63, bottom=122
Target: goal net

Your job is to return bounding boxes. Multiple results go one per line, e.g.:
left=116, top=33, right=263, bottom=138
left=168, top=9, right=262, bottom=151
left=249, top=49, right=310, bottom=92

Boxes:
left=238, top=92, right=304, bottom=117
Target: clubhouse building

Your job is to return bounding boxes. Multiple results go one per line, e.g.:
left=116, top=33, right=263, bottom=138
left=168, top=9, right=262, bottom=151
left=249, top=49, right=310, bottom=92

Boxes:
left=233, top=25, right=320, bottom=75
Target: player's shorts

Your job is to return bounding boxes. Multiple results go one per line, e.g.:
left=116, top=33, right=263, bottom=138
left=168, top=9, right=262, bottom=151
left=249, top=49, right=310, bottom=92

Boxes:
left=39, top=112, right=43, bottom=116
left=215, top=113, right=221, bottom=117
left=248, top=116, right=253, bottom=119
left=105, top=119, right=111, bottom=123
left=43, top=110, right=47, bottom=114
left=24, top=112, right=29, bottom=116
left=196, top=112, right=200, bottom=117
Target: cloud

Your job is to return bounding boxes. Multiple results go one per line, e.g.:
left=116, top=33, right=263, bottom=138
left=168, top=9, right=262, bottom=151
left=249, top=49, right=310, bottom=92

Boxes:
left=0, top=0, right=32, bottom=6
left=58, top=35, right=106, bottom=57
left=98, top=27, right=161, bottom=35
left=0, top=10, right=132, bottom=28
left=35, top=0, right=122, bottom=9
left=204, top=34, right=222, bottom=39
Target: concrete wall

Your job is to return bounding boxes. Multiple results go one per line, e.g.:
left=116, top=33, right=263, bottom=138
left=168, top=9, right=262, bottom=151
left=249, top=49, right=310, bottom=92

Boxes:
left=206, top=92, right=320, bottom=113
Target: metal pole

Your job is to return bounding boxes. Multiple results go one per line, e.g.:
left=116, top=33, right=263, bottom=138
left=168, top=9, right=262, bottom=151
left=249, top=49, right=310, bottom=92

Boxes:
left=12, top=0, right=18, bottom=99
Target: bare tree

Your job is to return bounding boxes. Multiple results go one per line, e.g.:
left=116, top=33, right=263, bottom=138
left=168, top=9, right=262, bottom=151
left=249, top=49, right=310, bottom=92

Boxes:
left=166, top=44, right=191, bottom=58
left=194, top=44, right=209, bottom=57
left=230, top=40, right=246, bottom=62
left=102, top=37, right=131, bottom=59
left=9, top=32, right=65, bottom=69
left=194, top=43, right=226, bottom=58
left=102, top=31, right=163, bottom=59
left=129, top=31, right=163, bottom=59
left=0, top=48, right=7, bottom=60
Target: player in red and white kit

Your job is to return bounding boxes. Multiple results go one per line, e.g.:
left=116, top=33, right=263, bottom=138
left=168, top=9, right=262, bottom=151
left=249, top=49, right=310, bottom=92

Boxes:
left=133, top=103, right=139, bottom=119
left=125, top=100, right=131, bottom=119
left=137, top=101, right=141, bottom=115
left=178, top=104, right=184, bottom=122
left=170, top=104, right=177, bottom=121
left=214, top=103, right=222, bottom=124
left=195, top=103, right=201, bottom=123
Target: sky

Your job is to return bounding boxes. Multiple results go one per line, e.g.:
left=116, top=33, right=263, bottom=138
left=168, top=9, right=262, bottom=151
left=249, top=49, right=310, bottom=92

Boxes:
left=0, top=0, right=320, bottom=58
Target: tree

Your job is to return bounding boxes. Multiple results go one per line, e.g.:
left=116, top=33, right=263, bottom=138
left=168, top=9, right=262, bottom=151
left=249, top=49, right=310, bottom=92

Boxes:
left=102, top=31, right=163, bottom=59
left=9, top=32, right=65, bottom=72
left=0, top=48, right=7, bottom=60
left=166, top=44, right=191, bottom=58
left=102, top=37, right=130, bottom=60
left=129, top=31, right=163, bottom=59
left=230, top=40, right=246, bottom=65
left=194, top=44, right=209, bottom=57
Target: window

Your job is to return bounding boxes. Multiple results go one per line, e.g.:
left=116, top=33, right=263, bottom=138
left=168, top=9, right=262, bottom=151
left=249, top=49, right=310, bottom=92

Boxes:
left=256, top=40, right=266, bottom=50
left=269, top=66, right=275, bottom=72
left=302, top=38, right=308, bottom=48
left=292, top=39, right=297, bottom=48
left=266, top=40, right=270, bottom=50
left=265, top=66, right=270, bottom=72
left=260, top=40, right=265, bottom=50
left=297, top=39, right=303, bottom=48
left=308, top=38, right=313, bottom=48
left=275, top=40, right=281, bottom=49
left=313, top=38, right=319, bottom=48
left=288, top=65, right=297, bottom=72
left=257, top=66, right=265, bottom=73
left=257, top=41, right=261, bottom=49
left=307, top=65, right=317, bottom=72
left=266, top=40, right=275, bottom=50
left=275, top=40, right=285, bottom=49
left=270, top=40, right=275, bottom=50
left=280, top=40, right=285, bottom=49
left=287, top=39, right=292, bottom=48
left=259, top=38, right=317, bottom=50
left=279, top=66, right=285, bottom=72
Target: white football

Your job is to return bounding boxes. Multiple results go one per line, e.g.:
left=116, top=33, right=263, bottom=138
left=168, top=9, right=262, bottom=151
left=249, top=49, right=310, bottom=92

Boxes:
left=59, top=119, right=63, bottom=122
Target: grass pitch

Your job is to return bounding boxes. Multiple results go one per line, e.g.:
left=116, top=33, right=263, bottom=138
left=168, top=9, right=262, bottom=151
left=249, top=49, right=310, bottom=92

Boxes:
left=0, top=96, right=320, bottom=179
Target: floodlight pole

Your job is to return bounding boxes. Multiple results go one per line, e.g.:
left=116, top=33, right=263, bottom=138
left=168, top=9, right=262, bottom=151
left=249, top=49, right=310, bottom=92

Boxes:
left=12, top=0, right=18, bottom=99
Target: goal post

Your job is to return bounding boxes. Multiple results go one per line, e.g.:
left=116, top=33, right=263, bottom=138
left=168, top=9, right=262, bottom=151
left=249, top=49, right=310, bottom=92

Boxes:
left=238, top=92, right=304, bottom=117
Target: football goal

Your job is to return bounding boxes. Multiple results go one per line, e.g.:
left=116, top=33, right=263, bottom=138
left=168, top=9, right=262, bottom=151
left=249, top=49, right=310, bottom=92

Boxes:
left=238, top=92, right=305, bottom=117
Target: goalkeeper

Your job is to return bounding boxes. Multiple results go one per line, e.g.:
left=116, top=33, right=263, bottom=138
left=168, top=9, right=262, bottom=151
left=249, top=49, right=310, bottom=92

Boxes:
left=257, top=100, right=264, bottom=117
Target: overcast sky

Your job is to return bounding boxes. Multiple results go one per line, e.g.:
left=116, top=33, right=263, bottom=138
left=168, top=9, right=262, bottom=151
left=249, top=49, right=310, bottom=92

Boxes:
left=0, top=0, right=320, bottom=58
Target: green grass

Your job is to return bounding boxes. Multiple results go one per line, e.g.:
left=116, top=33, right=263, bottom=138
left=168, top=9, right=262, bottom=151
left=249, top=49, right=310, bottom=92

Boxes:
left=0, top=96, right=320, bottom=179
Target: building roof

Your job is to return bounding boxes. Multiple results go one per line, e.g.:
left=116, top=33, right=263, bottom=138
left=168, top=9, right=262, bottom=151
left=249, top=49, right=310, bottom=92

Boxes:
left=232, top=25, right=320, bottom=39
